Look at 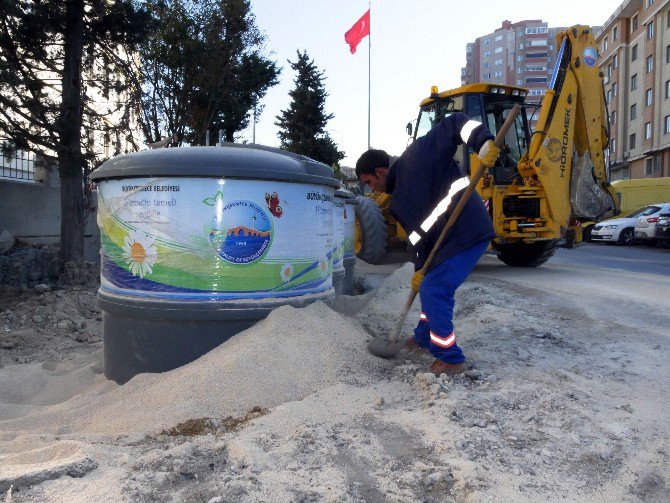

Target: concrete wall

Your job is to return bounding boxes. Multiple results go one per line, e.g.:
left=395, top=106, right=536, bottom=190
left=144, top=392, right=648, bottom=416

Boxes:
left=0, top=178, right=100, bottom=263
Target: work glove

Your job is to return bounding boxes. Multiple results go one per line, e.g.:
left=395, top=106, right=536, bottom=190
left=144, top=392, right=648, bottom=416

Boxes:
left=410, top=271, right=424, bottom=293
left=478, top=139, right=500, bottom=168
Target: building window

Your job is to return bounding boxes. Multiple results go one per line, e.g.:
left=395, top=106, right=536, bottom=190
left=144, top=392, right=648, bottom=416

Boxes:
left=666, top=45, right=670, bottom=63
left=607, top=89, right=612, bottom=103
left=647, top=0, right=654, bottom=6
left=526, top=52, right=548, bottom=59
left=517, top=67, right=522, bottom=73
left=631, top=73, right=638, bottom=90
left=612, top=82, right=617, bottom=96
left=611, top=138, right=616, bottom=153
left=613, top=26, right=618, bottom=41
left=519, top=43, right=524, bottom=50
left=494, top=47, right=503, bottom=53
left=517, top=55, right=523, bottom=62
left=666, top=80, right=670, bottom=98
left=530, top=39, right=547, bottom=46
left=645, top=122, right=652, bottom=139
left=630, top=133, right=636, bottom=149
left=526, top=77, right=548, bottom=84
left=647, top=55, right=654, bottom=73
left=517, top=79, right=523, bottom=85
left=647, top=21, right=654, bottom=39
left=607, top=63, right=612, bottom=76
left=525, top=27, right=548, bottom=34
left=483, top=39, right=490, bottom=45
left=630, top=103, right=637, bottom=121
left=668, top=10, right=670, bottom=28
left=632, top=44, right=638, bottom=61
left=646, top=88, right=653, bottom=106
left=632, top=15, right=638, bottom=32
left=665, top=115, right=670, bottom=134
left=645, top=156, right=661, bottom=175
left=494, top=34, right=503, bottom=42
left=611, top=110, right=616, bottom=125
left=604, top=37, right=609, bottom=52
left=613, top=54, right=618, bottom=68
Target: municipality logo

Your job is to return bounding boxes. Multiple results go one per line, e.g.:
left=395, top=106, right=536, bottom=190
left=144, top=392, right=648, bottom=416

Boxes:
left=208, top=199, right=272, bottom=264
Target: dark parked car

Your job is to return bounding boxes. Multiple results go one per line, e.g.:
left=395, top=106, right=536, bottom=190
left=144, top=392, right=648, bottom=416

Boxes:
left=655, top=213, right=670, bottom=247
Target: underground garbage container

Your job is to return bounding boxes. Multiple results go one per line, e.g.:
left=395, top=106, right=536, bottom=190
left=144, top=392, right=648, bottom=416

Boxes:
left=342, top=191, right=357, bottom=295
left=331, top=189, right=347, bottom=295
left=90, top=144, right=338, bottom=383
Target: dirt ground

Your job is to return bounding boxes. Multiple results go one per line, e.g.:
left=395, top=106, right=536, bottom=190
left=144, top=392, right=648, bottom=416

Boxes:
left=1, top=253, right=669, bottom=502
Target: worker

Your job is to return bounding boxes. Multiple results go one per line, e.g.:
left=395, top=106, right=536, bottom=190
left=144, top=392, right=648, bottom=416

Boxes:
left=355, top=113, right=499, bottom=376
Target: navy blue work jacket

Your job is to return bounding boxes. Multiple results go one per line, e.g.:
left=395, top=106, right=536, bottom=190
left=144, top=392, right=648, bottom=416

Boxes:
left=386, top=112, right=496, bottom=271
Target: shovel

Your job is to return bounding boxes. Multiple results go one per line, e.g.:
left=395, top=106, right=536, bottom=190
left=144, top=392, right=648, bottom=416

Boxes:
left=367, top=104, right=522, bottom=359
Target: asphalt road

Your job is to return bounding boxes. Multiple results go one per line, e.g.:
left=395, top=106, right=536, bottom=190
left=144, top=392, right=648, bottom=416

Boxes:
left=548, top=242, right=670, bottom=277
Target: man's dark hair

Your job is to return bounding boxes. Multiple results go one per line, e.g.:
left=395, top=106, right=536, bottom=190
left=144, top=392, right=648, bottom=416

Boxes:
left=355, top=149, right=389, bottom=178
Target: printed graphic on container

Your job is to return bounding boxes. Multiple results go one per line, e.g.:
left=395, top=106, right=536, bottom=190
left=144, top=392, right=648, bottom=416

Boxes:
left=332, top=198, right=345, bottom=271
left=96, top=178, right=334, bottom=300
left=343, top=202, right=356, bottom=260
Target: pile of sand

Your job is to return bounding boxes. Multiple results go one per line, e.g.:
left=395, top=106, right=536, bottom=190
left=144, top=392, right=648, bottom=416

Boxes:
left=0, top=300, right=394, bottom=439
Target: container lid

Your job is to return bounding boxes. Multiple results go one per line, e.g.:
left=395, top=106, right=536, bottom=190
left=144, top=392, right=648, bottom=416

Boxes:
left=90, top=144, right=339, bottom=188
left=335, top=188, right=357, bottom=202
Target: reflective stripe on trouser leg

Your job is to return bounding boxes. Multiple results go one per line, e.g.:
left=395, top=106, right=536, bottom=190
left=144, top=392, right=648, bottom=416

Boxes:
left=418, top=241, right=489, bottom=364
left=413, top=312, right=431, bottom=349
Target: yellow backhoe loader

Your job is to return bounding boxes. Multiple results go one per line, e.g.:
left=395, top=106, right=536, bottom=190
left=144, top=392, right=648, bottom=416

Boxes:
left=355, top=25, right=619, bottom=267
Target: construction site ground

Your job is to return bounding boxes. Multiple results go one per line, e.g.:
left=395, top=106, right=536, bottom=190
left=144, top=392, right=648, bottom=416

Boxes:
left=1, top=253, right=669, bottom=502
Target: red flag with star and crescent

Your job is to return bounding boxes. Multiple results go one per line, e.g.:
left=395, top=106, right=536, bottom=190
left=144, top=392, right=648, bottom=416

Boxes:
left=344, top=9, right=370, bottom=54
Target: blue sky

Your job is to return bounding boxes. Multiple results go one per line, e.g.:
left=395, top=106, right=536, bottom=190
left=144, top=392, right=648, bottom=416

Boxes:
left=244, top=0, right=624, bottom=166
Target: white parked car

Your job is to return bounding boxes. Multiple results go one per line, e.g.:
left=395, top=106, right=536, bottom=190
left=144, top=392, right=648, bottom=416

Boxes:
left=634, top=202, right=670, bottom=244
left=590, top=205, right=668, bottom=245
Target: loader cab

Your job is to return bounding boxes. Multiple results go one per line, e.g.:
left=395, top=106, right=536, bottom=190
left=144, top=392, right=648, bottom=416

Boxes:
left=412, top=84, right=531, bottom=184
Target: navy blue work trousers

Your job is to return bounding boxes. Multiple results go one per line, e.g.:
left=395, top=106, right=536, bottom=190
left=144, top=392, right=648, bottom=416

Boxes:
left=413, top=240, right=488, bottom=363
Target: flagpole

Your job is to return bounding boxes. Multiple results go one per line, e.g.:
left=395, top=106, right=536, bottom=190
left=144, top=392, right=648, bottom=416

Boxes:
left=367, top=1, right=371, bottom=150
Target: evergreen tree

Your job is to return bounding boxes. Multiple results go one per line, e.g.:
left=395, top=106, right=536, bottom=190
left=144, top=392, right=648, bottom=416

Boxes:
left=0, top=0, right=150, bottom=264
left=275, top=51, right=344, bottom=166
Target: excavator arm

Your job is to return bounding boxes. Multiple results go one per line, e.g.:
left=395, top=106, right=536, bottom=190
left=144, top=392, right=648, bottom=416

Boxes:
left=519, top=26, right=618, bottom=234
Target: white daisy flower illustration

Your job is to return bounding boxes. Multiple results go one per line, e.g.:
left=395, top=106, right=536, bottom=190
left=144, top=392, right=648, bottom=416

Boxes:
left=280, top=263, right=294, bottom=283
left=122, top=230, right=158, bottom=278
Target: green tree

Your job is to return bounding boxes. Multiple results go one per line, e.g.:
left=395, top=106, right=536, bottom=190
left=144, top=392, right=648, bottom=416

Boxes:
left=275, top=50, right=344, bottom=167
left=132, top=0, right=279, bottom=146
left=0, top=0, right=150, bottom=264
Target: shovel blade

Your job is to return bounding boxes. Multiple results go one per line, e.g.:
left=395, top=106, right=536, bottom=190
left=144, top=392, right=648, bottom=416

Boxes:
left=367, top=336, right=405, bottom=359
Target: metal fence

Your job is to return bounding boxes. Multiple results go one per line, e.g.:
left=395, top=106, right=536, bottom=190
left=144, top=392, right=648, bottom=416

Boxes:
left=1, top=141, right=36, bottom=181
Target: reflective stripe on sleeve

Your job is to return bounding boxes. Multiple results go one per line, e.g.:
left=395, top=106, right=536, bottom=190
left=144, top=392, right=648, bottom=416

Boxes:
left=460, top=120, right=482, bottom=144
left=420, top=312, right=428, bottom=321
left=409, top=231, right=421, bottom=245
left=430, top=332, right=456, bottom=348
left=419, top=176, right=469, bottom=233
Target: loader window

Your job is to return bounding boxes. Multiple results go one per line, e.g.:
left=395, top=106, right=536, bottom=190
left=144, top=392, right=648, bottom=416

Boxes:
left=415, top=97, right=464, bottom=139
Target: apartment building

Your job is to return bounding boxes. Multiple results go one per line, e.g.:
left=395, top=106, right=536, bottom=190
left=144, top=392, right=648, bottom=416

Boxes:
left=599, top=0, right=670, bottom=181
left=461, top=20, right=566, bottom=106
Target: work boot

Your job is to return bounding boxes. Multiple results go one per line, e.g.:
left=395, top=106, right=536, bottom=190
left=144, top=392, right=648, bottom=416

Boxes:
left=404, top=336, right=426, bottom=353
left=429, top=359, right=467, bottom=376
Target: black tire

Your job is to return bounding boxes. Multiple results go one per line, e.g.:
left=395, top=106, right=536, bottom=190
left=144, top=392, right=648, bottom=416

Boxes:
left=354, top=196, right=388, bottom=264
left=582, top=224, right=594, bottom=242
left=617, top=228, right=635, bottom=246
left=495, top=240, right=559, bottom=267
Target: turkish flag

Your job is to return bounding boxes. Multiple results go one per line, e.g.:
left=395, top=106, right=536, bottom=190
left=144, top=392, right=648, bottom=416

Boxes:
left=344, top=9, right=370, bottom=54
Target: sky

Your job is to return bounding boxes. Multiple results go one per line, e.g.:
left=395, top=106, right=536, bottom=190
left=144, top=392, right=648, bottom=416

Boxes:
left=240, top=0, right=624, bottom=167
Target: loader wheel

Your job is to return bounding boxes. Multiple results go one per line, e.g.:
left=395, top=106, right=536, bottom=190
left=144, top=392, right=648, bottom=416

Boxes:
left=495, top=240, right=559, bottom=267
left=354, top=196, right=387, bottom=264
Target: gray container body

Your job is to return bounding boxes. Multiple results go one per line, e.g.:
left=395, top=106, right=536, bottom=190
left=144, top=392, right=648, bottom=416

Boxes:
left=99, top=290, right=330, bottom=383
left=92, top=145, right=338, bottom=383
